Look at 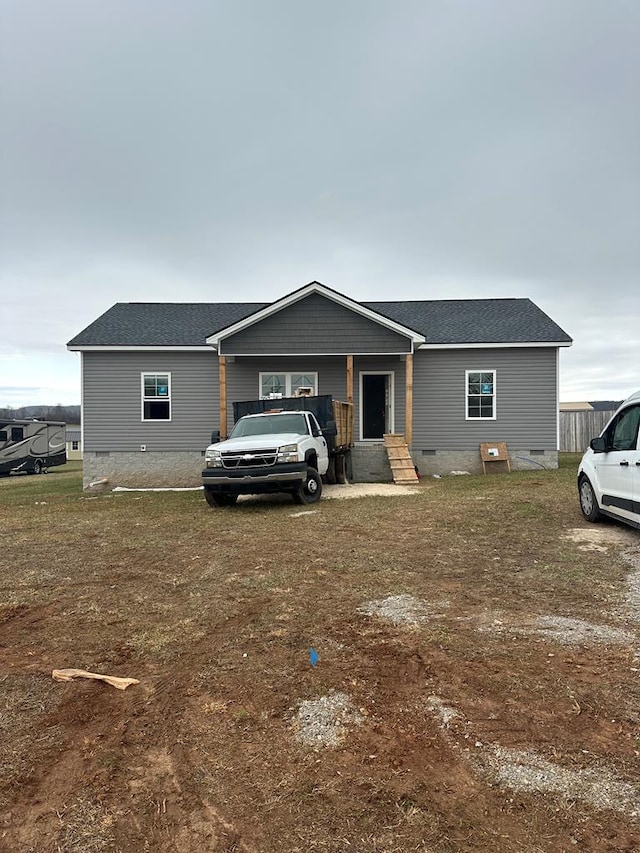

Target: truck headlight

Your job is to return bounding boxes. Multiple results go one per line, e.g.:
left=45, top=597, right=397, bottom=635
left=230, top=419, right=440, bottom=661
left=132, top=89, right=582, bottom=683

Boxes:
left=277, top=443, right=300, bottom=463
left=205, top=449, right=223, bottom=468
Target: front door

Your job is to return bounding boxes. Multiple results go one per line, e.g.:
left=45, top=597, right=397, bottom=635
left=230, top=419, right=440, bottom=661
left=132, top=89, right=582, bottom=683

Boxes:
left=361, top=373, right=392, bottom=439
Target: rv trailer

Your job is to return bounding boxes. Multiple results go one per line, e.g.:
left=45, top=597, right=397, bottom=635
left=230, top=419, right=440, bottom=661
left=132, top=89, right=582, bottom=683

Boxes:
left=0, top=420, right=67, bottom=475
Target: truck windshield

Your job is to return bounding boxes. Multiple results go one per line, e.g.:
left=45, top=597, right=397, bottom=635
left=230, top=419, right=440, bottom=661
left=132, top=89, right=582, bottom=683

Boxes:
left=229, top=413, right=309, bottom=438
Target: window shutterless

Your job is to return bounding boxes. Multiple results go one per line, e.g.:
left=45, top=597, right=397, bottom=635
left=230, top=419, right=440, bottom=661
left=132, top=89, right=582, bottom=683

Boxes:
left=141, top=373, right=171, bottom=420
left=259, top=372, right=318, bottom=398
left=465, top=370, right=496, bottom=419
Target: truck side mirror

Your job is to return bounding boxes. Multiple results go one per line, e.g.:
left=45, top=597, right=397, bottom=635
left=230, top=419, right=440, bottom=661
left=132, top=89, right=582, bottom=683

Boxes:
left=322, top=420, right=337, bottom=438
left=211, top=429, right=220, bottom=444
left=590, top=436, right=607, bottom=453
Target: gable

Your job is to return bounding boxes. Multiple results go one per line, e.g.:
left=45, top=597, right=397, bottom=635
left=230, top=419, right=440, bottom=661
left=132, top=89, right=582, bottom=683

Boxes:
left=67, top=285, right=571, bottom=351
left=220, top=292, right=415, bottom=356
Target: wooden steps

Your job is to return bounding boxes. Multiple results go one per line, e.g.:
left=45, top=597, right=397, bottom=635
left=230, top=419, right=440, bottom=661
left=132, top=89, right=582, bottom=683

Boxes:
left=383, top=434, right=419, bottom=485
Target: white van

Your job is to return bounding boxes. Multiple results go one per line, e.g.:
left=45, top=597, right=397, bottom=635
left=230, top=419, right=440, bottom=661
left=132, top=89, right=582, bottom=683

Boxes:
left=577, top=390, right=640, bottom=529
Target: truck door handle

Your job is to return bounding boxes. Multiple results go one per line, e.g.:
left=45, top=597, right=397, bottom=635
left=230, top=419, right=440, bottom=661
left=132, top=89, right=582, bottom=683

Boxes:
left=619, top=460, right=629, bottom=466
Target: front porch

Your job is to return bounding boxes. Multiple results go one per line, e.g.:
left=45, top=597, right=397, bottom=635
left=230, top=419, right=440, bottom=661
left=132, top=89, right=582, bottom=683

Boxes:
left=215, top=353, right=415, bottom=448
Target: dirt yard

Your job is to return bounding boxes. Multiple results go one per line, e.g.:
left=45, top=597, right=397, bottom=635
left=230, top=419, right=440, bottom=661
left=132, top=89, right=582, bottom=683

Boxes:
left=1, top=458, right=639, bottom=852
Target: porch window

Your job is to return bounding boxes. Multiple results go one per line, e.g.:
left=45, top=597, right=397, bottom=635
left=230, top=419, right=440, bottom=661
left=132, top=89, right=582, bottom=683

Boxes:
left=466, top=370, right=496, bottom=419
left=260, top=372, right=317, bottom=398
left=142, top=373, right=171, bottom=420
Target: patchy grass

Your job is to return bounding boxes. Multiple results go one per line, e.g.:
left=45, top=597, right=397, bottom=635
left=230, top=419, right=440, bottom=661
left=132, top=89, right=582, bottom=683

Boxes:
left=1, top=455, right=639, bottom=852
left=57, top=797, right=118, bottom=853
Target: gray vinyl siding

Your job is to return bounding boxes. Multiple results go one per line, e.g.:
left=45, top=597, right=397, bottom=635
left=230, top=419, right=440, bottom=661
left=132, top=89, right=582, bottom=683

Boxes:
left=83, top=347, right=557, bottom=455
left=225, top=357, right=349, bottom=434
left=83, top=351, right=219, bottom=451
left=224, top=355, right=406, bottom=439
left=412, top=347, right=559, bottom=450
left=221, top=293, right=412, bottom=355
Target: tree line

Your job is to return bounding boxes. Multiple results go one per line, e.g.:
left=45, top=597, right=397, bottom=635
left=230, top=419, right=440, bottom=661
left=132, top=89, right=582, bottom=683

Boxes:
left=0, top=405, right=81, bottom=423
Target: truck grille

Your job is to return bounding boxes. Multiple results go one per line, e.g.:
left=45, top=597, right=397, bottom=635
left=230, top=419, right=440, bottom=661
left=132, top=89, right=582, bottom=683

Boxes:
left=221, top=449, right=278, bottom=468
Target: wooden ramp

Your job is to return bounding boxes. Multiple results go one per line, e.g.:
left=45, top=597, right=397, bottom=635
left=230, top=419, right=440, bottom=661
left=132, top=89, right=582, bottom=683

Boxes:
left=383, top=434, right=419, bottom=485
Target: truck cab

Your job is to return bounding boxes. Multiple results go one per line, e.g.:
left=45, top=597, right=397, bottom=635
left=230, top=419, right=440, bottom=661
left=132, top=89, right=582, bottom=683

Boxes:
left=202, top=409, right=329, bottom=507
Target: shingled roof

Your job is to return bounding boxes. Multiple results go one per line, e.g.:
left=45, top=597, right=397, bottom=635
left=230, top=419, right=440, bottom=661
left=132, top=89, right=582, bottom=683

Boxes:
left=67, top=302, right=267, bottom=347
left=67, top=294, right=571, bottom=348
left=365, top=298, right=571, bottom=345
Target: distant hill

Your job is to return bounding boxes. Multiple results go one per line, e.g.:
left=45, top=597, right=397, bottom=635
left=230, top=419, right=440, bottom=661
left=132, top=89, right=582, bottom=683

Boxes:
left=0, top=405, right=81, bottom=423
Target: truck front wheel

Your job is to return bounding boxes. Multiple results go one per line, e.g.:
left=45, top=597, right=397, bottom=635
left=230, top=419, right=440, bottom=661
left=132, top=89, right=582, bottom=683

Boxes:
left=293, top=467, right=322, bottom=505
left=204, top=488, right=238, bottom=508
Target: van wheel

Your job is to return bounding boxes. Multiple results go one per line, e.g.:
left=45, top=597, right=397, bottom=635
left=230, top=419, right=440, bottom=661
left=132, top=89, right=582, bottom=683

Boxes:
left=293, top=468, right=322, bottom=504
left=579, top=476, right=602, bottom=523
left=204, top=489, right=238, bottom=508
left=33, top=459, right=44, bottom=475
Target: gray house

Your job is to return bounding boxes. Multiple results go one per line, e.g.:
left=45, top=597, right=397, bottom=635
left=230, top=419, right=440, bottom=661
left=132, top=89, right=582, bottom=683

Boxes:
left=67, top=281, right=572, bottom=488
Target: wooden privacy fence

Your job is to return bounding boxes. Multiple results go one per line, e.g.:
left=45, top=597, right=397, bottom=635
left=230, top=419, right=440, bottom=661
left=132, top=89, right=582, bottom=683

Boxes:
left=560, top=410, right=616, bottom=452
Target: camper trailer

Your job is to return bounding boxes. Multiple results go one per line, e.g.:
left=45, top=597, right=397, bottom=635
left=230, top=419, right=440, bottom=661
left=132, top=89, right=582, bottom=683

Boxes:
left=0, top=420, right=67, bottom=475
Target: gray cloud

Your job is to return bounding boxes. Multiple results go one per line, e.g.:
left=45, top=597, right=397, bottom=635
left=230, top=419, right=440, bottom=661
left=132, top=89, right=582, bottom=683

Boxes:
left=1, top=0, right=638, bottom=404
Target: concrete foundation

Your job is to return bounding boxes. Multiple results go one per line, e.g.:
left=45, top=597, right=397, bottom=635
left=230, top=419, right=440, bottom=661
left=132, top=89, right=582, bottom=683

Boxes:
left=83, top=451, right=205, bottom=490
left=414, top=449, right=558, bottom=476
left=349, top=444, right=393, bottom=483
left=82, top=446, right=558, bottom=490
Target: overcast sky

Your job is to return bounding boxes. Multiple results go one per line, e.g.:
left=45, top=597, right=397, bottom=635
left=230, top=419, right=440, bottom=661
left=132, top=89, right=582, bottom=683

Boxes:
left=1, top=0, right=638, bottom=406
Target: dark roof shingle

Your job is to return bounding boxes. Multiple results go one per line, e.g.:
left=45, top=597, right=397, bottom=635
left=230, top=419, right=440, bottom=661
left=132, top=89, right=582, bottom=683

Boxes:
left=68, top=296, right=571, bottom=347
left=67, top=302, right=267, bottom=347
left=364, top=298, right=571, bottom=344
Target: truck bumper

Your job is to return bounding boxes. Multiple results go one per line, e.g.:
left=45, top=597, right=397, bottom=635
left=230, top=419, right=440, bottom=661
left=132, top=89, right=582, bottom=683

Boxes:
left=202, top=462, right=307, bottom=495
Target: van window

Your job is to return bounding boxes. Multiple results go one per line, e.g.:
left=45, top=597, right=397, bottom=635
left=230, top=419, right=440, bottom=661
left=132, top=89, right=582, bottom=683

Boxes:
left=11, top=427, right=24, bottom=442
left=607, top=405, right=640, bottom=451
left=0, top=430, right=7, bottom=441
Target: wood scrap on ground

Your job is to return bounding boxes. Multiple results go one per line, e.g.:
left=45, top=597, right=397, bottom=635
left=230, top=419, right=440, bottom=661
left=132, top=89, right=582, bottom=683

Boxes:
left=52, top=668, right=140, bottom=690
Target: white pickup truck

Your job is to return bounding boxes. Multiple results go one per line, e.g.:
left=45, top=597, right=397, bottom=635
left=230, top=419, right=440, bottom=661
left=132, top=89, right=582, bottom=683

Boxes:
left=202, top=409, right=330, bottom=507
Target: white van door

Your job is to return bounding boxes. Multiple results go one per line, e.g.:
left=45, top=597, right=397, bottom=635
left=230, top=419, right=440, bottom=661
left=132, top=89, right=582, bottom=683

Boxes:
left=596, top=403, right=640, bottom=524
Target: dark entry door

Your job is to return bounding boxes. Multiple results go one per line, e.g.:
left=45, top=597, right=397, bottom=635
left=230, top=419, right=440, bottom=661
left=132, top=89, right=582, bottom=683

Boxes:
left=362, top=374, right=388, bottom=439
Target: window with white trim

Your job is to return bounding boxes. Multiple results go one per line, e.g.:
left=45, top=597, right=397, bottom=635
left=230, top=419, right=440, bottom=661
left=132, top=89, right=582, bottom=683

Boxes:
left=142, top=373, right=171, bottom=420
left=71, top=440, right=79, bottom=451
left=259, top=372, right=318, bottom=398
left=466, top=370, right=496, bottom=419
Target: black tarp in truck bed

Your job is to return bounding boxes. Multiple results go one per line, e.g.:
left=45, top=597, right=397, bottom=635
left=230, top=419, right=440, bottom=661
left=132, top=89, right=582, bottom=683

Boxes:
left=232, top=395, right=341, bottom=449
left=233, top=394, right=334, bottom=425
